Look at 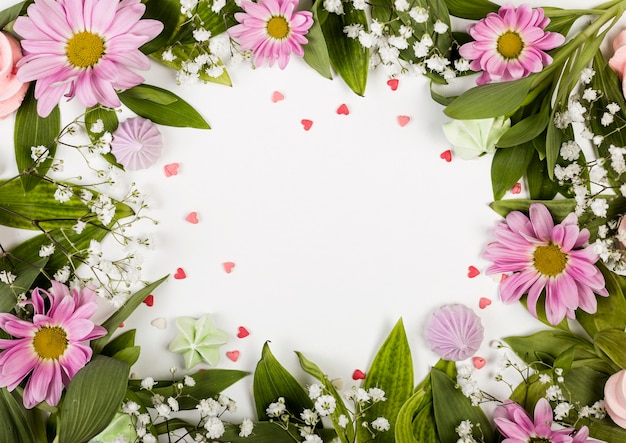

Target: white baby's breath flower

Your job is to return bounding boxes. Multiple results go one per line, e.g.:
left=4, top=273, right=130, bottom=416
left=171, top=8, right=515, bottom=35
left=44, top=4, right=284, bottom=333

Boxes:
left=53, top=266, right=71, bottom=283
left=239, top=418, right=254, bottom=437
left=323, top=0, right=344, bottom=14
left=371, top=417, right=390, bottom=431
left=140, top=377, right=156, bottom=390
left=0, top=270, right=16, bottom=285
left=266, top=398, right=286, bottom=417
left=193, top=27, right=212, bottom=42
left=39, top=244, right=55, bottom=257
left=308, top=384, right=323, bottom=400
left=344, top=24, right=363, bottom=39
left=560, top=140, right=581, bottom=161
left=54, top=184, right=73, bottom=203
left=204, top=416, right=225, bottom=439
left=314, top=395, right=336, bottom=416
left=433, top=20, right=448, bottom=34
left=394, top=0, right=410, bottom=11
left=409, top=6, right=429, bottom=22
left=30, top=145, right=49, bottom=162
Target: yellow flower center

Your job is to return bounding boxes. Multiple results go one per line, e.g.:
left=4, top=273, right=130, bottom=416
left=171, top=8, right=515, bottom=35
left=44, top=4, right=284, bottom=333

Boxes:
left=267, top=16, right=290, bottom=39
left=66, top=31, right=105, bottom=68
left=497, top=31, right=524, bottom=59
left=533, top=244, right=568, bottom=277
left=32, top=326, right=68, bottom=360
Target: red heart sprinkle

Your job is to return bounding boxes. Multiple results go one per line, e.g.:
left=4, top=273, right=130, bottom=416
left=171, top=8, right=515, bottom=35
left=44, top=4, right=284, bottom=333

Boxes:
left=397, top=115, right=411, bottom=127
left=223, top=262, right=235, bottom=273
left=271, top=91, right=285, bottom=103
left=174, top=267, right=186, bottom=279
left=479, top=297, right=492, bottom=309
left=226, top=350, right=240, bottom=362
left=467, top=266, right=480, bottom=278
left=164, top=163, right=179, bottom=177
left=440, top=150, right=452, bottom=162
left=301, top=119, right=313, bottom=131
left=237, top=326, right=250, bottom=338
left=472, top=357, right=486, bottom=369
left=387, top=79, right=399, bottom=91
left=336, top=103, right=350, bottom=115
left=352, top=369, right=366, bottom=380
left=500, top=274, right=508, bottom=282
left=143, top=294, right=154, bottom=307
left=185, top=212, right=199, bottom=224
left=119, top=322, right=125, bottom=328
left=511, top=182, right=522, bottom=194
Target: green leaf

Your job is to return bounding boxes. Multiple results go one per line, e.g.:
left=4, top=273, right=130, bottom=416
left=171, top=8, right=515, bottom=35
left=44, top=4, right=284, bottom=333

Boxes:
left=253, top=342, right=314, bottom=421
left=129, top=369, right=249, bottom=410
left=303, top=4, right=332, bottom=80
left=357, top=318, right=413, bottom=443
left=320, top=2, right=368, bottom=96
left=504, top=330, right=594, bottom=368
left=594, top=329, right=626, bottom=370
left=526, top=150, right=561, bottom=201
left=14, top=85, right=61, bottom=193
left=58, top=356, right=130, bottom=443
left=443, top=0, right=499, bottom=20
left=92, top=275, right=168, bottom=354
left=497, top=111, right=549, bottom=148
left=140, top=0, right=181, bottom=55
left=85, top=106, right=119, bottom=142
left=444, top=77, right=532, bottom=119
left=118, top=84, right=210, bottom=129
left=395, top=374, right=439, bottom=443
left=156, top=44, right=232, bottom=86
left=489, top=198, right=576, bottom=220
left=545, top=119, right=561, bottom=181
left=491, top=142, right=535, bottom=200
left=0, top=388, right=36, bottom=443
left=0, top=1, right=31, bottom=29
left=0, top=257, right=47, bottom=313
left=431, top=368, right=494, bottom=443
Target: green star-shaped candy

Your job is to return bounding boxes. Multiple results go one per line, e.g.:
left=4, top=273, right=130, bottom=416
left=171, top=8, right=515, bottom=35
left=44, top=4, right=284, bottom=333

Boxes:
left=168, top=314, right=229, bottom=369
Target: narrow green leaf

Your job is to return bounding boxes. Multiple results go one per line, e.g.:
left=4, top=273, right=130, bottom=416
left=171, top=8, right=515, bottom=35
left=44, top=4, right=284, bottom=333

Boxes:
left=0, top=1, right=30, bottom=29
left=253, top=342, right=314, bottom=421
left=395, top=374, right=438, bottom=443
left=320, top=2, right=368, bottom=96
left=545, top=119, right=561, bottom=180
left=0, top=388, right=36, bottom=443
left=504, top=330, right=593, bottom=368
left=140, top=0, right=181, bottom=55
left=444, top=77, right=532, bottom=119
left=303, top=4, right=332, bottom=80
left=129, top=369, right=248, bottom=410
left=594, top=329, right=626, bottom=370
left=431, top=368, right=494, bottom=442
left=0, top=257, right=48, bottom=313
left=101, top=329, right=136, bottom=357
left=497, top=111, right=548, bottom=148
left=443, top=0, right=499, bottom=20
left=489, top=198, right=575, bottom=220
left=58, top=356, right=130, bottom=443
left=357, top=318, right=413, bottom=443
left=526, top=150, right=561, bottom=201
left=118, top=84, right=210, bottom=129
left=112, top=347, right=141, bottom=367
left=92, top=275, right=168, bottom=354
left=14, top=85, right=61, bottom=192
left=491, top=142, right=535, bottom=200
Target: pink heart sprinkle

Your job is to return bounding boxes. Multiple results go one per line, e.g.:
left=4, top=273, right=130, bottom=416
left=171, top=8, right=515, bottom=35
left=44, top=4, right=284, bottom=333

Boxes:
left=174, top=268, right=187, bottom=279
left=397, top=115, right=411, bottom=127
left=511, top=182, right=522, bottom=194
left=440, top=150, right=452, bottom=162
left=223, top=262, right=235, bottom=273
left=336, top=104, right=350, bottom=115
left=352, top=369, right=366, bottom=380
left=164, top=163, right=179, bottom=177
left=472, top=357, right=486, bottom=369
left=226, top=350, right=240, bottom=362
left=387, top=79, right=399, bottom=91
left=237, top=326, right=250, bottom=338
left=301, top=119, right=313, bottom=131
left=185, top=212, right=199, bottom=224
left=467, top=266, right=480, bottom=278
left=143, top=294, right=154, bottom=307
left=271, top=91, right=285, bottom=103
left=479, top=297, right=492, bottom=309
left=500, top=274, right=508, bottom=282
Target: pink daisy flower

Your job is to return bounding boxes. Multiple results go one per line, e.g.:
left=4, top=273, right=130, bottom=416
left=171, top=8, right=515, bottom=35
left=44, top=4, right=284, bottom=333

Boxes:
left=459, top=3, right=565, bottom=85
left=495, top=398, right=592, bottom=443
left=228, top=0, right=313, bottom=69
left=424, top=304, right=484, bottom=361
left=14, top=0, right=163, bottom=117
left=0, top=281, right=106, bottom=408
left=483, top=203, right=608, bottom=325
left=111, top=116, right=163, bottom=170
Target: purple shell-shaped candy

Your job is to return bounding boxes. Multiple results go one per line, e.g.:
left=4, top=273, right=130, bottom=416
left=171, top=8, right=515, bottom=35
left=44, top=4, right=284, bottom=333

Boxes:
left=111, top=117, right=163, bottom=170
left=424, top=304, right=484, bottom=361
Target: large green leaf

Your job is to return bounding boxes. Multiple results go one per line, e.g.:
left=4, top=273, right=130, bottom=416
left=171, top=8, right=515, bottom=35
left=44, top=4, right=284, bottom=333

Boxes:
left=253, top=342, right=314, bottom=421
left=0, top=388, right=36, bottom=443
left=431, top=368, right=494, bottom=443
left=357, top=318, right=413, bottom=443
left=14, top=85, right=61, bottom=193
left=303, top=4, right=332, bottom=80
left=504, top=330, right=594, bottom=367
left=395, top=372, right=440, bottom=443
left=526, top=150, right=561, bottom=201
left=489, top=198, right=575, bottom=220
left=320, top=2, right=368, bottom=96
left=58, top=356, right=130, bottom=443
left=444, top=77, right=532, bottom=119
left=594, top=329, right=626, bottom=370
left=118, top=84, right=210, bottom=129
left=443, top=0, right=498, bottom=20
left=140, top=0, right=181, bottom=55
left=491, top=142, right=535, bottom=200
left=0, top=257, right=48, bottom=313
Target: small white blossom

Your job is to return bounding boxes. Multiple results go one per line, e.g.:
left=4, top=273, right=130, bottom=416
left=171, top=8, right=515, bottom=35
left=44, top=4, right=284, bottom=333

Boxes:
left=184, top=375, right=196, bottom=387
left=212, top=0, right=226, bottom=13
left=371, top=417, right=390, bottom=431
left=323, top=0, right=344, bottom=14
left=162, top=49, right=176, bottom=62
left=54, top=184, right=73, bottom=203
left=409, top=6, right=429, bottom=23
left=607, top=102, right=621, bottom=114
left=560, top=140, right=581, bottom=161
left=433, top=20, right=448, bottom=34
left=308, top=384, right=323, bottom=400
left=31, top=145, right=49, bottom=163
left=0, top=270, right=16, bottom=285
left=39, top=244, right=55, bottom=257
left=53, top=266, right=71, bottom=283
left=590, top=198, right=609, bottom=217
left=266, top=398, right=287, bottom=417
left=352, top=0, right=366, bottom=9
left=140, top=377, right=156, bottom=390
left=90, top=119, right=104, bottom=134
left=394, top=0, right=410, bottom=11
left=204, top=416, right=225, bottom=439
left=582, top=88, right=598, bottom=101
left=580, top=67, right=595, bottom=83
left=554, top=402, right=574, bottom=420
left=193, top=28, right=212, bottom=42
left=314, top=395, right=337, bottom=416
left=239, top=418, right=254, bottom=437
left=601, top=112, right=614, bottom=126
left=338, top=414, right=349, bottom=428
left=344, top=23, right=363, bottom=38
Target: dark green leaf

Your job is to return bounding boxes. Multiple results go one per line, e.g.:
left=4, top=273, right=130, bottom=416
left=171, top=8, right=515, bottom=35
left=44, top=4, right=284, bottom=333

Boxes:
left=0, top=388, right=36, bottom=443
left=0, top=1, right=31, bottom=29
left=303, top=5, right=332, bottom=80
left=140, top=0, right=181, bottom=55
left=504, top=330, right=593, bottom=367
left=443, top=0, right=498, bottom=20
left=118, top=84, right=210, bottom=129
left=497, top=111, right=549, bottom=148
left=489, top=198, right=576, bottom=220
left=526, top=150, right=561, bottom=201
left=85, top=106, right=119, bottom=142
left=0, top=257, right=47, bottom=313
left=253, top=342, right=313, bottom=421
left=444, top=77, right=532, bottom=119
left=320, top=2, right=368, bottom=96
left=58, top=356, right=130, bottom=443
left=14, top=85, right=61, bottom=192
left=594, top=329, right=626, bottom=370
left=92, top=275, right=169, bottom=354
left=491, top=142, right=535, bottom=200
left=357, top=318, right=413, bottom=443
left=395, top=373, right=439, bottom=443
